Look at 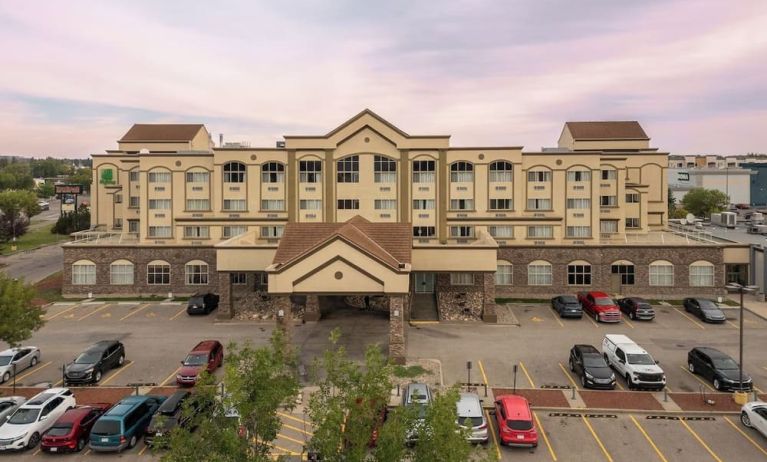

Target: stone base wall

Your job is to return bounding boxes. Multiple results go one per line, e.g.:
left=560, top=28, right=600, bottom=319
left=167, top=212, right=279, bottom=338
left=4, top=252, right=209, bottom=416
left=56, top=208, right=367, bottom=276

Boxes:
left=62, top=246, right=217, bottom=296
left=496, top=246, right=728, bottom=299
left=435, top=273, right=485, bottom=321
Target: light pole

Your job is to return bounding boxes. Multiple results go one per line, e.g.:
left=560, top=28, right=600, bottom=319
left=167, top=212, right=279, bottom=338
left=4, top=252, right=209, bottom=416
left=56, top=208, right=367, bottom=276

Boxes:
left=726, top=282, right=757, bottom=402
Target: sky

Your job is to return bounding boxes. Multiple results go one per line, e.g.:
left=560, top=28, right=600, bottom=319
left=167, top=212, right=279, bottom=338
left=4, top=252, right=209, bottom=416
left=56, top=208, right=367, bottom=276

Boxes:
left=1, top=0, right=766, bottom=158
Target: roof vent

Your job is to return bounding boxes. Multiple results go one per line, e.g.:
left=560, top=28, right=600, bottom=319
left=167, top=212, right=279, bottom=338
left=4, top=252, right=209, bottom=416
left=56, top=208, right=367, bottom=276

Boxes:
left=276, top=141, right=286, bottom=148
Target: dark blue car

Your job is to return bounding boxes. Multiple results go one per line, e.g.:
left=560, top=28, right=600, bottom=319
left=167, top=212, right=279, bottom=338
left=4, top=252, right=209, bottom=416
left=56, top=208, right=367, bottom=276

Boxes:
left=89, top=395, right=165, bottom=452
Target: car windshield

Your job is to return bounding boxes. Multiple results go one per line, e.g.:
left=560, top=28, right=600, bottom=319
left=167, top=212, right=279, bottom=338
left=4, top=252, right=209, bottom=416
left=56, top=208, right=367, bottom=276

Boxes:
left=189, top=297, right=204, bottom=305
left=149, top=414, right=178, bottom=428
left=506, top=419, right=533, bottom=431
left=713, top=358, right=739, bottom=370
left=46, top=424, right=73, bottom=436
left=458, top=416, right=484, bottom=427
left=91, top=419, right=121, bottom=435
left=698, top=300, right=718, bottom=310
left=0, top=356, right=11, bottom=366
left=583, top=355, right=608, bottom=368
left=627, top=354, right=655, bottom=365
left=184, top=354, right=208, bottom=366
left=74, top=352, right=101, bottom=364
left=8, top=408, right=40, bottom=425
left=637, top=302, right=652, bottom=309
left=594, top=298, right=614, bottom=306
left=561, top=296, right=578, bottom=303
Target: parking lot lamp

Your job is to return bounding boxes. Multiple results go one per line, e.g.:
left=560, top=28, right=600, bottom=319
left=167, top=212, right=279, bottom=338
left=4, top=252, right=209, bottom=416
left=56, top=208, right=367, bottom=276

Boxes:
left=725, top=283, right=757, bottom=403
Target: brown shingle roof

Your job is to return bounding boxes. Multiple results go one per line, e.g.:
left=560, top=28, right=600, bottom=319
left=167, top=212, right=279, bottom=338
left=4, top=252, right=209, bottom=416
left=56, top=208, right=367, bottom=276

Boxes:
left=119, top=124, right=205, bottom=142
left=273, top=216, right=411, bottom=270
left=565, top=121, right=648, bottom=140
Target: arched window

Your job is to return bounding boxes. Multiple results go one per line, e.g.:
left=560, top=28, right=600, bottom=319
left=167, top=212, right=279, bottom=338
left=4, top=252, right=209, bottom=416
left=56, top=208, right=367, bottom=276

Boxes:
left=261, top=162, right=285, bottom=183
left=148, top=168, right=171, bottom=183
left=299, top=160, right=322, bottom=183
left=527, top=168, right=551, bottom=182
left=527, top=260, right=552, bottom=286
left=496, top=260, right=513, bottom=286
left=649, top=260, right=674, bottom=286
left=450, top=162, right=474, bottom=182
left=185, top=260, right=209, bottom=285
left=72, top=260, right=96, bottom=285
left=489, top=161, right=513, bottom=182
left=412, top=159, right=435, bottom=183
left=223, top=162, right=246, bottom=183
left=337, top=156, right=359, bottom=183
left=611, top=260, right=635, bottom=285
left=566, top=169, right=591, bottom=182
left=567, top=260, right=591, bottom=286
left=110, top=259, right=134, bottom=285
left=690, top=260, right=714, bottom=287
left=185, top=169, right=209, bottom=183
left=374, top=155, right=397, bottom=183
left=147, top=260, right=171, bottom=285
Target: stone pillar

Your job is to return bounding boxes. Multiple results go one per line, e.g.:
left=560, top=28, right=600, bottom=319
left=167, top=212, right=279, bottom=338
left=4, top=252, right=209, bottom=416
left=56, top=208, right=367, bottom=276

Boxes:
left=389, top=295, right=406, bottom=364
left=305, top=295, right=321, bottom=322
left=275, top=295, right=293, bottom=337
left=482, top=273, right=498, bottom=323
left=216, top=272, right=233, bottom=320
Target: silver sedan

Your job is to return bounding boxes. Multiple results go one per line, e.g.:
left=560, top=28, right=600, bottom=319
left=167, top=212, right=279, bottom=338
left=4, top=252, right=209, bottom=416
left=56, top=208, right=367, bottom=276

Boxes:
left=0, top=346, right=41, bottom=383
left=0, top=397, right=26, bottom=427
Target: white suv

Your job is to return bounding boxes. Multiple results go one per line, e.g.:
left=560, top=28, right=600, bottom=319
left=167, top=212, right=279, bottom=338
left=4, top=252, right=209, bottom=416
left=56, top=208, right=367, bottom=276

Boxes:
left=0, top=388, right=75, bottom=451
left=601, top=334, right=666, bottom=390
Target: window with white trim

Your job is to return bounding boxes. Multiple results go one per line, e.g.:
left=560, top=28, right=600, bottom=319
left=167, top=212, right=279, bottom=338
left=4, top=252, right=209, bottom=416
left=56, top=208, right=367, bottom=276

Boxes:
left=147, top=261, right=170, bottom=285
left=601, top=169, right=618, bottom=180
left=527, top=261, right=552, bottom=285
left=626, top=193, right=640, bottom=203
left=110, top=260, right=134, bottom=285
left=185, top=199, right=210, bottom=211
left=230, top=272, right=247, bottom=285
left=566, top=226, right=591, bottom=238
left=495, top=263, right=513, bottom=285
left=223, top=162, right=246, bottom=183
left=337, top=199, right=359, bottom=210
left=413, top=226, right=435, bottom=237
left=186, top=171, right=209, bottom=183
left=527, top=198, right=551, bottom=210
left=299, top=200, right=322, bottom=210
left=185, top=261, right=209, bottom=285
left=261, top=162, right=285, bottom=183
left=567, top=263, right=591, bottom=285
left=450, top=273, right=474, bottom=285
left=374, top=155, right=397, bottom=183
left=649, top=261, right=674, bottom=286
left=148, top=171, right=171, bottom=183
left=129, top=196, right=139, bottom=208
left=72, top=260, right=96, bottom=285
left=222, top=226, right=247, bottom=239
left=527, top=225, right=553, bottom=238
left=223, top=199, right=246, bottom=211
left=489, top=161, right=513, bottom=182
left=374, top=199, right=396, bottom=210
left=149, top=199, right=171, bottom=209
left=412, top=160, right=435, bottom=183
left=611, top=263, right=635, bottom=285
left=413, top=199, right=435, bottom=210
left=183, top=226, right=210, bottom=239
left=261, top=200, right=285, bottom=211
left=625, top=218, right=640, bottom=229
left=566, top=198, right=590, bottom=209
left=148, top=226, right=172, bottom=238
left=690, top=261, right=714, bottom=287
left=450, top=226, right=474, bottom=238
left=129, top=170, right=139, bottom=182
left=450, top=199, right=474, bottom=210
left=450, top=162, right=474, bottom=182
left=600, top=220, right=619, bottom=234
left=337, top=156, right=359, bottom=183
left=260, top=226, right=284, bottom=238
left=489, top=225, right=514, bottom=238
left=489, top=199, right=512, bottom=210
left=567, top=170, right=591, bottom=182
left=600, top=196, right=617, bottom=207
left=299, top=160, right=322, bottom=183
left=527, top=170, right=551, bottom=182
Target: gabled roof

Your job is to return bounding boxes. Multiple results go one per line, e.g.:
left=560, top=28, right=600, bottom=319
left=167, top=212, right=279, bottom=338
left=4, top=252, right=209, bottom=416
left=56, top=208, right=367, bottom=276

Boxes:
left=565, top=121, right=649, bottom=140
left=284, top=108, right=450, bottom=140
left=119, top=124, right=205, bottom=142
left=272, top=216, right=411, bottom=271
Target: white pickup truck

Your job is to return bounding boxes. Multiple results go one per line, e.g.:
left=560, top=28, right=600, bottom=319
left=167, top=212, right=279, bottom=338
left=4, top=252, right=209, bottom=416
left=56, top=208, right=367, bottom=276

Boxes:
left=601, top=334, right=666, bottom=390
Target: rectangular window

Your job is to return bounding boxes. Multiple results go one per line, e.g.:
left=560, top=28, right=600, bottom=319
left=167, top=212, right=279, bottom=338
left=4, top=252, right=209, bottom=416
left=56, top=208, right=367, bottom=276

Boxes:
left=489, top=199, right=512, bottom=210
left=649, top=265, right=674, bottom=286
left=450, top=273, right=474, bottom=286
left=568, top=265, right=592, bottom=285
left=114, top=194, right=122, bottom=204
left=413, top=226, right=436, bottom=237
left=600, top=220, right=619, bottom=234
left=129, top=171, right=139, bottom=182
left=72, top=264, right=96, bottom=285
left=183, top=226, right=209, bottom=239
left=374, top=156, right=397, bottom=183
left=489, top=225, right=514, bottom=238
left=450, top=199, right=474, bottom=210
left=528, top=265, right=552, bottom=286
left=412, top=199, right=435, bottom=210
left=129, top=196, right=140, bottom=208
left=186, top=264, right=208, bottom=285
left=495, top=265, right=513, bottom=285
left=527, top=171, right=551, bottom=182
left=611, top=265, right=635, bottom=285
left=299, top=200, right=322, bottom=210
left=222, top=225, right=247, bottom=239
left=450, top=226, right=474, bottom=238
left=527, top=225, right=553, bottom=238
left=261, top=200, right=285, bottom=211
left=626, top=193, right=640, bottom=203
left=566, top=226, right=591, bottom=238
left=128, top=220, right=139, bottom=233
left=260, top=226, right=284, bottom=238
left=625, top=218, right=640, bottom=229
left=185, top=172, right=209, bottom=183
left=148, top=199, right=171, bottom=209
left=299, top=160, right=322, bottom=183
left=148, top=226, right=172, bottom=238
left=230, top=272, right=247, bottom=285
left=261, top=170, right=285, bottom=184
left=185, top=199, right=210, bottom=211
left=110, top=264, right=134, bottom=285
left=600, top=196, right=617, bottom=207
left=148, top=171, right=171, bottom=183
left=527, top=198, right=551, bottom=210
left=450, top=168, right=473, bottom=183
left=489, top=170, right=513, bottom=183
left=337, top=157, right=359, bottom=183
left=412, top=160, right=435, bottom=183
left=566, top=198, right=591, bottom=209
left=601, top=170, right=618, bottom=180
left=147, top=264, right=170, bottom=285
left=374, top=199, right=397, bottom=210
left=567, top=171, right=591, bottom=182
left=223, top=199, right=247, bottom=211
left=690, top=265, right=714, bottom=287
left=113, top=218, right=123, bottom=229
left=337, top=199, right=359, bottom=210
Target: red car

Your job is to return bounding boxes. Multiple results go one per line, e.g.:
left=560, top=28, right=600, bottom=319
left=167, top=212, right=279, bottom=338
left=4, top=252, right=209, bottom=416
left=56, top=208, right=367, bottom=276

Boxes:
left=41, top=404, right=111, bottom=453
left=577, top=291, right=621, bottom=323
left=493, top=395, right=537, bottom=447
left=176, top=340, right=224, bottom=386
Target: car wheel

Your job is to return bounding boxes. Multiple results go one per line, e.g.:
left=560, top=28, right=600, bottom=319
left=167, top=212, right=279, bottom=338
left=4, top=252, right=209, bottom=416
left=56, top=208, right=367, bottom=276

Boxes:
left=77, top=437, right=86, bottom=452
left=31, top=356, right=38, bottom=367
left=688, top=362, right=695, bottom=374
left=27, top=432, right=40, bottom=449
left=569, top=359, right=575, bottom=372
left=1, top=371, right=8, bottom=383
left=118, top=355, right=125, bottom=366
left=128, top=435, right=137, bottom=449
left=581, top=375, right=586, bottom=388
left=714, top=378, right=721, bottom=391
left=595, top=313, right=600, bottom=323
left=626, top=374, right=634, bottom=390
left=630, top=311, right=635, bottom=320
left=741, top=411, right=753, bottom=428
left=94, top=370, right=102, bottom=382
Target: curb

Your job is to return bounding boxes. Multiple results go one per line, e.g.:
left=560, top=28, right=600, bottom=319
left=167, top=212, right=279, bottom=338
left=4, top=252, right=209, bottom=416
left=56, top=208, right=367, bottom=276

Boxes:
left=743, top=306, right=767, bottom=322
left=526, top=406, right=741, bottom=416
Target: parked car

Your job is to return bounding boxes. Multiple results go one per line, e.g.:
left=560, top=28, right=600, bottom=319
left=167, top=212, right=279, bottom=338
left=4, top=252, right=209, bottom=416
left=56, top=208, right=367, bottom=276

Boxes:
left=64, top=340, right=125, bottom=385
left=683, top=298, right=726, bottom=323
left=176, top=340, right=224, bottom=386
left=0, top=388, right=76, bottom=451
left=187, top=293, right=220, bottom=315
left=402, top=383, right=432, bottom=443
left=550, top=295, right=583, bottom=318
left=145, top=391, right=195, bottom=447
left=616, top=297, right=655, bottom=321
left=687, top=347, right=752, bottom=391
left=0, top=347, right=41, bottom=383
left=578, top=291, right=621, bottom=323
left=493, top=395, right=537, bottom=447
left=741, top=401, right=767, bottom=438
left=37, top=201, right=50, bottom=211
left=0, top=397, right=26, bottom=427
left=41, top=404, right=110, bottom=453
left=569, top=345, right=616, bottom=390
left=456, top=392, right=488, bottom=443
left=602, top=334, right=666, bottom=390
left=89, top=395, right=166, bottom=452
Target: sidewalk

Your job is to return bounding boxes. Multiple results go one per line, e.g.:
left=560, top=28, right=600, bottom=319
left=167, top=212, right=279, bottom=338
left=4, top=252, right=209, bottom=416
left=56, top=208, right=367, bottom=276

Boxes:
left=726, top=293, right=767, bottom=321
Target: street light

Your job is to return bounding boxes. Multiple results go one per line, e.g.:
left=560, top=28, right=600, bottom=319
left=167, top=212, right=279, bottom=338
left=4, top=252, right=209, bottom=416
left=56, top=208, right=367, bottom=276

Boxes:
left=725, top=282, right=758, bottom=402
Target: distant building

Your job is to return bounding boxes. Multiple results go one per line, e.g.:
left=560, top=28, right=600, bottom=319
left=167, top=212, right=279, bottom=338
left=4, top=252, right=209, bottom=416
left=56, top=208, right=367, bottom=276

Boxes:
left=668, top=168, right=753, bottom=205
left=741, top=163, right=767, bottom=207
left=668, top=154, right=767, bottom=169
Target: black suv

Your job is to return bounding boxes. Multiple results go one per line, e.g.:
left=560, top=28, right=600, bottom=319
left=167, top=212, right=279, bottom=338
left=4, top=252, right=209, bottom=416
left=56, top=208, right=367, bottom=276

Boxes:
left=688, top=347, right=752, bottom=391
left=187, top=293, right=220, bottom=315
left=683, top=298, right=726, bottom=323
left=551, top=295, right=583, bottom=318
left=569, top=345, right=615, bottom=389
left=616, top=297, right=655, bottom=321
left=64, top=340, right=125, bottom=385
left=144, top=390, right=203, bottom=447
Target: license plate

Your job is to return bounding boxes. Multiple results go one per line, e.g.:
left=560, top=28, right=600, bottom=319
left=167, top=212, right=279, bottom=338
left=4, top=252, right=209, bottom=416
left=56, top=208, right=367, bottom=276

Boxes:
left=101, top=437, right=109, bottom=442
left=50, top=447, right=57, bottom=452
left=517, top=434, right=524, bottom=440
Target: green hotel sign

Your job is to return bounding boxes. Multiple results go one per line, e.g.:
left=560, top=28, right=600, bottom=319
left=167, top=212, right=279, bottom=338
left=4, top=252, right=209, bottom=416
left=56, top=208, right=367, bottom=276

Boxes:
left=100, top=168, right=115, bottom=185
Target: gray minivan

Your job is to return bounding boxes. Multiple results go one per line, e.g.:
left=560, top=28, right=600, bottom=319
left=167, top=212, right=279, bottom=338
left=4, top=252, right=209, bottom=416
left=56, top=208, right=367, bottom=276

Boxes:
left=402, top=383, right=432, bottom=444
left=456, top=392, right=488, bottom=443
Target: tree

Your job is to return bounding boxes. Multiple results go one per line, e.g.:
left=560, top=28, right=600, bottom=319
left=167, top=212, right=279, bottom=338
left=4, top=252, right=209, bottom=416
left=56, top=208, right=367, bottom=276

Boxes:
left=52, top=206, right=90, bottom=235
left=68, top=168, right=92, bottom=193
left=0, top=163, right=34, bottom=190
left=0, top=273, right=45, bottom=347
left=30, top=158, right=70, bottom=178
left=37, top=182, right=55, bottom=199
left=681, top=188, right=729, bottom=217
left=0, top=190, right=40, bottom=242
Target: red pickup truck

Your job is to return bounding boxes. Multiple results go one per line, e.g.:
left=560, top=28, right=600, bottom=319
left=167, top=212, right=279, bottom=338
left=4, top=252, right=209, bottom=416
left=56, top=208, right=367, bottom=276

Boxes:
left=577, top=291, right=621, bottom=323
